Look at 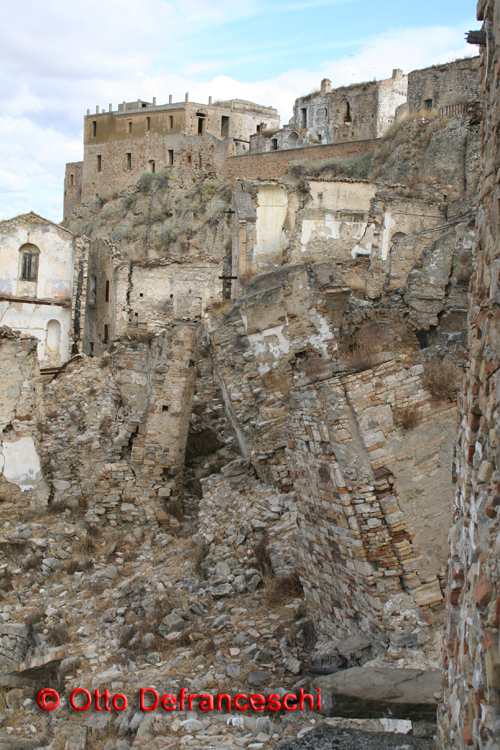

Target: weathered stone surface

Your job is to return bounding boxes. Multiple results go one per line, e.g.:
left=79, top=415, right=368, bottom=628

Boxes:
left=277, top=725, right=432, bottom=750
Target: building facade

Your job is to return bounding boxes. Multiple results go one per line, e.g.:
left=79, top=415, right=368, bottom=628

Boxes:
left=0, top=213, right=78, bottom=365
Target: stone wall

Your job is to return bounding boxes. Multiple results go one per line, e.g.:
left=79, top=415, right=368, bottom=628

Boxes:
left=63, top=161, right=83, bottom=221
left=0, top=328, right=47, bottom=510
left=407, top=57, right=480, bottom=113
left=287, top=357, right=456, bottom=660
left=226, top=138, right=379, bottom=181
left=438, top=4, right=500, bottom=748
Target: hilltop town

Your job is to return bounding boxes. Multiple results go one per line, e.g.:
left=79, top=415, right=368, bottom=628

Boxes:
left=0, top=25, right=498, bottom=750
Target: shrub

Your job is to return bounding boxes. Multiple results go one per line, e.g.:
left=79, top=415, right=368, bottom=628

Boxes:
left=138, top=172, right=154, bottom=193
left=200, top=179, right=220, bottom=205
left=265, top=571, right=303, bottom=605
left=218, top=183, right=232, bottom=203
left=344, top=346, right=381, bottom=373
left=422, top=360, right=462, bottom=401
left=394, top=403, right=423, bottom=430
left=150, top=208, right=167, bottom=223
left=122, top=194, right=136, bottom=210
left=160, top=224, right=180, bottom=246
left=210, top=298, right=233, bottom=316
left=154, top=169, right=171, bottom=189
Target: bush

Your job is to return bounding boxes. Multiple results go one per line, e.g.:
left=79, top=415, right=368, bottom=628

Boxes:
left=122, top=194, right=136, bottom=210
left=422, top=360, right=462, bottom=401
left=344, top=346, right=381, bottom=373
left=138, top=172, right=154, bottom=193
left=160, top=224, right=180, bottom=246
left=265, top=571, right=303, bottom=605
left=394, top=403, right=423, bottom=430
left=218, top=183, right=232, bottom=203
left=150, top=208, right=167, bottom=223
left=210, top=298, right=233, bottom=316
left=289, top=151, right=373, bottom=181
left=154, top=169, right=171, bottom=189
left=200, top=179, right=220, bottom=205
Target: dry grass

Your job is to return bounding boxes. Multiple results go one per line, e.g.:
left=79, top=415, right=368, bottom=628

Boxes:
left=394, top=403, right=423, bottom=430
left=264, top=571, right=303, bottom=606
left=262, top=368, right=293, bottom=397
left=46, top=500, right=72, bottom=515
left=210, top=298, right=233, bottom=316
left=344, top=347, right=381, bottom=373
left=422, top=360, right=462, bottom=401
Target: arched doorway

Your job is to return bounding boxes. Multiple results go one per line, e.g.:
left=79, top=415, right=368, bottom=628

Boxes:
left=45, top=320, right=61, bottom=356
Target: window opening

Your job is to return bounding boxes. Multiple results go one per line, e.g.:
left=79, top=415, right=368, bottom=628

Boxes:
left=150, top=161, right=155, bottom=173
left=169, top=115, right=173, bottom=129
left=19, top=245, right=40, bottom=282
left=344, top=101, right=352, bottom=123
left=168, top=149, right=174, bottom=166
left=128, top=121, right=132, bottom=134
left=198, top=117, right=204, bottom=135
left=89, top=341, right=94, bottom=355
left=70, top=174, right=74, bottom=186
left=146, top=116, right=150, bottom=131
left=424, top=99, right=433, bottom=111
left=187, top=154, right=192, bottom=164
left=105, top=280, right=110, bottom=302
left=103, top=324, right=109, bottom=344
left=301, top=108, right=307, bottom=128
left=127, top=153, right=132, bottom=169
left=221, top=115, right=230, bottom=137
left=45, top=320, right=61, bottom=355
left=97, top=155, right=102, bottom=172
left=162, top=405, right=169, bottom=412
left=272, top=138, right=278, bottom=150
left=92, top=121, right=96, bottom=137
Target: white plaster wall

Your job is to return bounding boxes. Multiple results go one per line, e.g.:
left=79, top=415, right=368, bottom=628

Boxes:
left=308, top=181, right=377, bottom=212
left=0, top=437, right=42, bottom=492
left=254, top=185, right=288, bottom=270
left=0, top=303, right=71, bottom=363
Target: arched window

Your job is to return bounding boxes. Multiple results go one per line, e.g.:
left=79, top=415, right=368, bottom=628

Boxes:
left=288, top=132, right=299, bottom=148
left=45, top=320, right=61, bottom=355
left=19, top=243, right=40, bottom=282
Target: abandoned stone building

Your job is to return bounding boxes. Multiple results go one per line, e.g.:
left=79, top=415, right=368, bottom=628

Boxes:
left=249, top=57, right=479, bottom=155
left=0, top=212, right=87, bottom=365
left=0, top=10, right=499, bottom=749
left=64, top=96, right=280, bottom=217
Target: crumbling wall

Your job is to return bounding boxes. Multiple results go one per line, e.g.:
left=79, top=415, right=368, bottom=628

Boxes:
left=407, top=57, right=480, bottom=113
left=0, top=328, right=47, bottom=509
left=287, top=357, right=455, bottom=660
left=438, top=4, right=500, bottom=747
left=63, top=161, right=83, bottom=221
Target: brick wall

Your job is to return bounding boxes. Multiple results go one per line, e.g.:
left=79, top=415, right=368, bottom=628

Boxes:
left=226, top=138, right=379, bottom=181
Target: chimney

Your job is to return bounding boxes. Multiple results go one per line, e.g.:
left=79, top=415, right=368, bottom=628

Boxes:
left=87, top=109, right=90, bottom=116
left=392, top=68, right=403, bottom=78
left=153, top=97, right=157, bottom=106
left=96, top=105, right=100, bottom=114
left=169, top=95, right=173, bottom=104
left=209, top=96, right=212, bottom=105
left=185, top=92, right=189, bottom=103
left=109, top=103, right=112, bottom=112
left=321, top=78, right=331, bottom=95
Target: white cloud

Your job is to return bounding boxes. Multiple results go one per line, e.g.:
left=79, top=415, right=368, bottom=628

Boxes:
left=0, top=2, right=477, bottom=222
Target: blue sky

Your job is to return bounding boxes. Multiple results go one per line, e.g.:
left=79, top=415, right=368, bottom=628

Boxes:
left=0, top=0, right=478, bottom=222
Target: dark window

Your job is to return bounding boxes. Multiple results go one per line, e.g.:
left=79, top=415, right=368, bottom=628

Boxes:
left=272, top=138, right=278, bottom=150
left=199, top=153, right=202, bottom=168
left=97, top=154, right=102, bottom=172
left=128, top=121, right=132, bottom=133
left=344, top=101, right=352, bottom=123
left=198, top=117, right=204, bottom=135
left=140, top=293, right=144, bottom=297
left=424, top=99, right=433, bottom=111
left=126, top=153, right=132, bottom=169
left=92, top=120, right=96, bottom=137
left=187, top=154, right=192, bottom=164
left=169, top=115, right=173, bottom=129
left=256, top=124, right=261, bottom=132
left=301, top=108, right=307, bottom=127
left=150, top=161, right=155, bottom=173
left=20, top=252, right=39, bottom=281
left=103, top=324, right=109, bottom=344
left=70, top=174, right=74, bottom=186
left=168, top=149, right=174, bottom=166
left=105, top=280, right=110, bottom=302
left=146, top=116, right=151, bottom=130
left=221, top=115, right=230, bottom=138
left=162, top=405, right=169, bottom=412
left=89, top=341, right=94, bottom=355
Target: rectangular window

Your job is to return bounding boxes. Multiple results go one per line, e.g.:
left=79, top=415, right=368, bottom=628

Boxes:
left=105, top=280, right=110, bottom=302
left=104, top=324, right=109, bottom=344
left=89, top=341, right=94, bottom=355
left=301, top=108, right=307, bottom=128
left=169, top=115, right=173, bottom=129
left=272, top=138, right=278, bottom=150
left=20, top=253, right=39, bottom=281
left=187, top=154, right=192, bottom=165
left=424, top=99, right=433, bottom=111
left=97, top=155, right=102, bottom=172
left=92, top=120, right=96, bottom=137
left=168, top=149, right=174, bottom=166
left=221, top=115, right=230, bottom=138
left=70, top=174, right=74, bottom=186
left=146, top=116, right=151, bottom=131
left=128, top=121, right=132, bottom=133
left=127, top=152, right=132, bottom=169
left=198, top=117, right=204, bottom=135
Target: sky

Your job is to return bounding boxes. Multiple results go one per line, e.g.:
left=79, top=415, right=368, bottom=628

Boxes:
left=0, top=0, right=478, bottom=222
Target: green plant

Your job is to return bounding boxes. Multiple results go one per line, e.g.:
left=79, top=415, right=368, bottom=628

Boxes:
left=138, top=172, right=154, bottom=193
left=160, top=223, right=180, bottom=246
left=200, top=179, right=220, bottom=205
left=218, top=183, right=232, bottom=203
